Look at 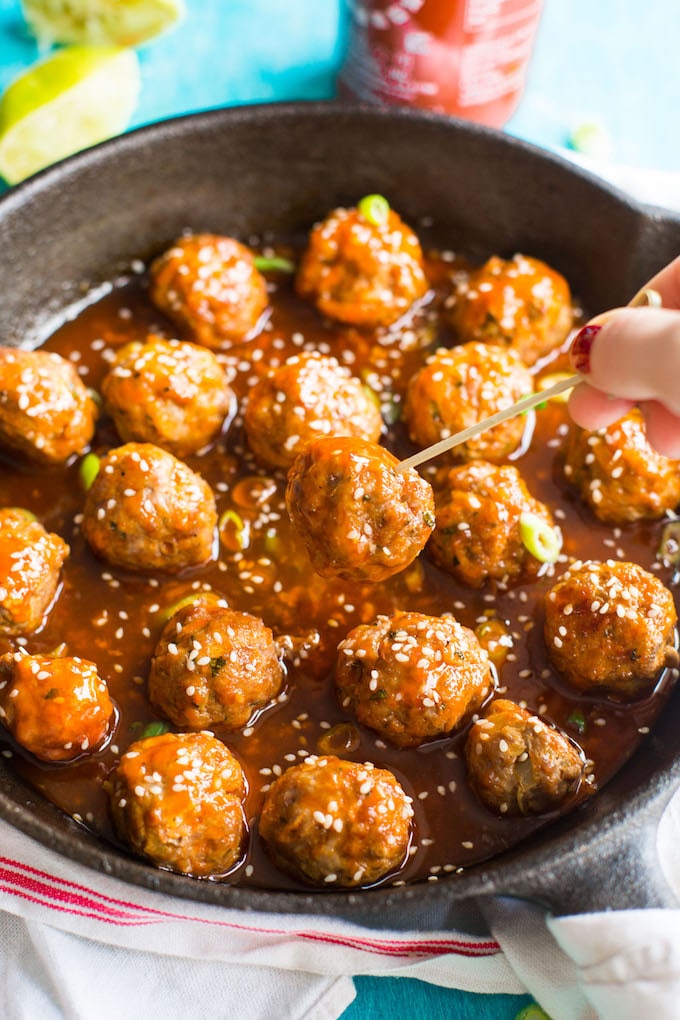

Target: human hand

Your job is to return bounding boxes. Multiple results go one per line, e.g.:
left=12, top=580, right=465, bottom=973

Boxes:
left=568, top=255, right=680, bottom=458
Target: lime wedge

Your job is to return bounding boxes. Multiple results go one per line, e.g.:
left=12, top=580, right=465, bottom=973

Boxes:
left=0, top=46, right=140, bottom=184
left=21, top=0, right=185, bottom=47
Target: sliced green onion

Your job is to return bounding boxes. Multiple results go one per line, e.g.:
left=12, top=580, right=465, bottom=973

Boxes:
left=87, top=387, right=103, bottom=409
left=7, top=506, right=37, bottom=521
left=357, top=194, right=390, bottom=226
left=141, top=720, right=171, bottom=739
left=79, top=452, right=100, bottom=490
left=253, top=255, right=296, bottom=273
left=218, top=508, right=250, bottom=551
left=658, top=519, right=680, bottom=567
left=156, top=591, right=217, bottom=626
left=519, top=512, right=562, bottom=564
left=514, top=1005, right=552, bottom=1020
left=567, top=709, right=586, bottom=735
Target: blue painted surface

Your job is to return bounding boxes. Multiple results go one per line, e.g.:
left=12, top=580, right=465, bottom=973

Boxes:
left=0, top=2, right=676, bottom=1016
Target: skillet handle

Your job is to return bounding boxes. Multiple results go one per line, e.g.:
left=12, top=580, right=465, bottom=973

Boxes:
left=490, top=779, right=680, bottom=915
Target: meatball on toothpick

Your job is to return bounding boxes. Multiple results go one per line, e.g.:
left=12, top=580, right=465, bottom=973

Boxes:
left=286, top=435, right=435, bottom=583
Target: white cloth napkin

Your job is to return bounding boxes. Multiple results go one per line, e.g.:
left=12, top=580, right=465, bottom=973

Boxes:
left=2, top=158, right=680, bottom=1020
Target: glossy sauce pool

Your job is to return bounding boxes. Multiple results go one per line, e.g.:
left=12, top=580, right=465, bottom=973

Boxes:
left=0, top=249, right=677, bottom=891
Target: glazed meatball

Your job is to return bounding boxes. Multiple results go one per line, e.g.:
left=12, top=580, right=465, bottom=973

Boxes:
left=81, top=442, right=217, bottom=573
left=404, top=342, right=533, bottom=462
left=149, top=597, right=284, bottom=729
left=0, top=652, right=114, bottom=763
left=449, top=254, right=573, bottom=366
left=101, top=336, right=234, bottom=457
left=286, top=436, right=435, bottom=583
left=429, top=461, right=557, bottom=587
left=335, top=611, right=494, bottom=748
left=0, top=347, right=97, bottom=465
left=108, top=731, right=247, bottom=878
left=465, top=699, right=584, bottom=815
left=563, top=409, right=680, bottom=523
left=259, top=754, right=412, bottom=887
left=244, top=352, right=382, bottom=469
left=295, top=203, right=428, bottom=328
left=149, top=234, right=268, bottom=348
left=0, top=508, right=69, bottom=637
left=544, top=560, right=677, bottom=696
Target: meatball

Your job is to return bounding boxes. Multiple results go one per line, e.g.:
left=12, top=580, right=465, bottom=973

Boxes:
left=0, top=347, right=97, bottom=465
left=563, top=409, right=680, bottom=523
left=286, top=436, right=435, bottom=583
left=259, top=754, right=413, bottom=887
left=108, top=731, right=247, bottom=878
left=404, top=342, right=533, bottom=462
left=465, top=699, right=584, bottom=815
left=335, top=611, right=494, bottom=748
left=101, top=336, right=234, bottom=457
left=244, top=352, right=382, bottom=469
left=0, top=508, right=69, bottom=637
left=149, top=234, right=268, bottom=348
left=544, top=560, right=677, bottom=696
left=295, top=204, right=428, bottom=328
left=0, top=652, right=114, bottom=762
left=449, top=254, right=573, bottom=366
left=429, top=461, right=557, bottom=587
left=81, top=442, right=216, bottom=573
left=149, top=597, right=284, bottom=729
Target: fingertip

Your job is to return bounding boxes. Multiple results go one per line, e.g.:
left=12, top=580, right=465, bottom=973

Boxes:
left=640, top=400, right=680, bottom=460
left=567, top=382, right=634, bottom=431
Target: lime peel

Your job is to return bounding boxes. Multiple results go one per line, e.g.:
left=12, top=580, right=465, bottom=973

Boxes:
left=0, top=45, right=140, bottom=184
left=21, top=0, right=185, bottom=48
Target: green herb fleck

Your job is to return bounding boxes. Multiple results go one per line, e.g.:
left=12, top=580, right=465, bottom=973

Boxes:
left=141, top=720, right=171, bottom=739
left=210, top=655, right=227, bottom=677
left=567, top=709, right=586, bottom=735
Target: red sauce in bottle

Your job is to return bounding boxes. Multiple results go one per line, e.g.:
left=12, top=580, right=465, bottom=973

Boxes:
left=338, top=0, right=543, bottom=128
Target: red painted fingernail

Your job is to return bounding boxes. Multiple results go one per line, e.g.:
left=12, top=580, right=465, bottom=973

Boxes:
left=570, top=324, right=602, bottom=375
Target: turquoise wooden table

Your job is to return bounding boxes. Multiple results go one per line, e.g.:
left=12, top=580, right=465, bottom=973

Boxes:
left=0, top=1, right=677, bottom=1016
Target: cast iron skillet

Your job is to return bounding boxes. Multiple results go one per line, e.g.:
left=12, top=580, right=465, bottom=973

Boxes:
left=1, top=103, right=679, bottom=932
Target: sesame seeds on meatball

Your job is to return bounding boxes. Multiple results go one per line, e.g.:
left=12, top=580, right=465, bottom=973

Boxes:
left=81, top=442, right=217, bottom=573
left=259, top=754, right=413, bottom=887
left=108, top=731, right=247, bottom=878
left=449, top=254, right=573, bottom=366
left=429, top=461, right=557, bottom=588
left=0, top=651, right=115, bottom=762
left=286, top=436, right=435, bottom=583
left=295, top=203, right=428, bottom=328
left=404, top=342, right=533, bottom=462
left=563, top=409, right=680, bottom=523
left=544, top=560, right=677, bottom=697
left=336, top=611, right=494, bottom=748
left=465, top=699, right=585, bottom=815
left=149, top=234, right=268, bottom=348
left=102, top=336, right=235, bottom=457
left=244, top=352, right=382, bottom=469
left=149, top=596, right=284, bottom=730
left=0, top=508, right=69, bottom=637
left=0, top=347, right=97, bottom=465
